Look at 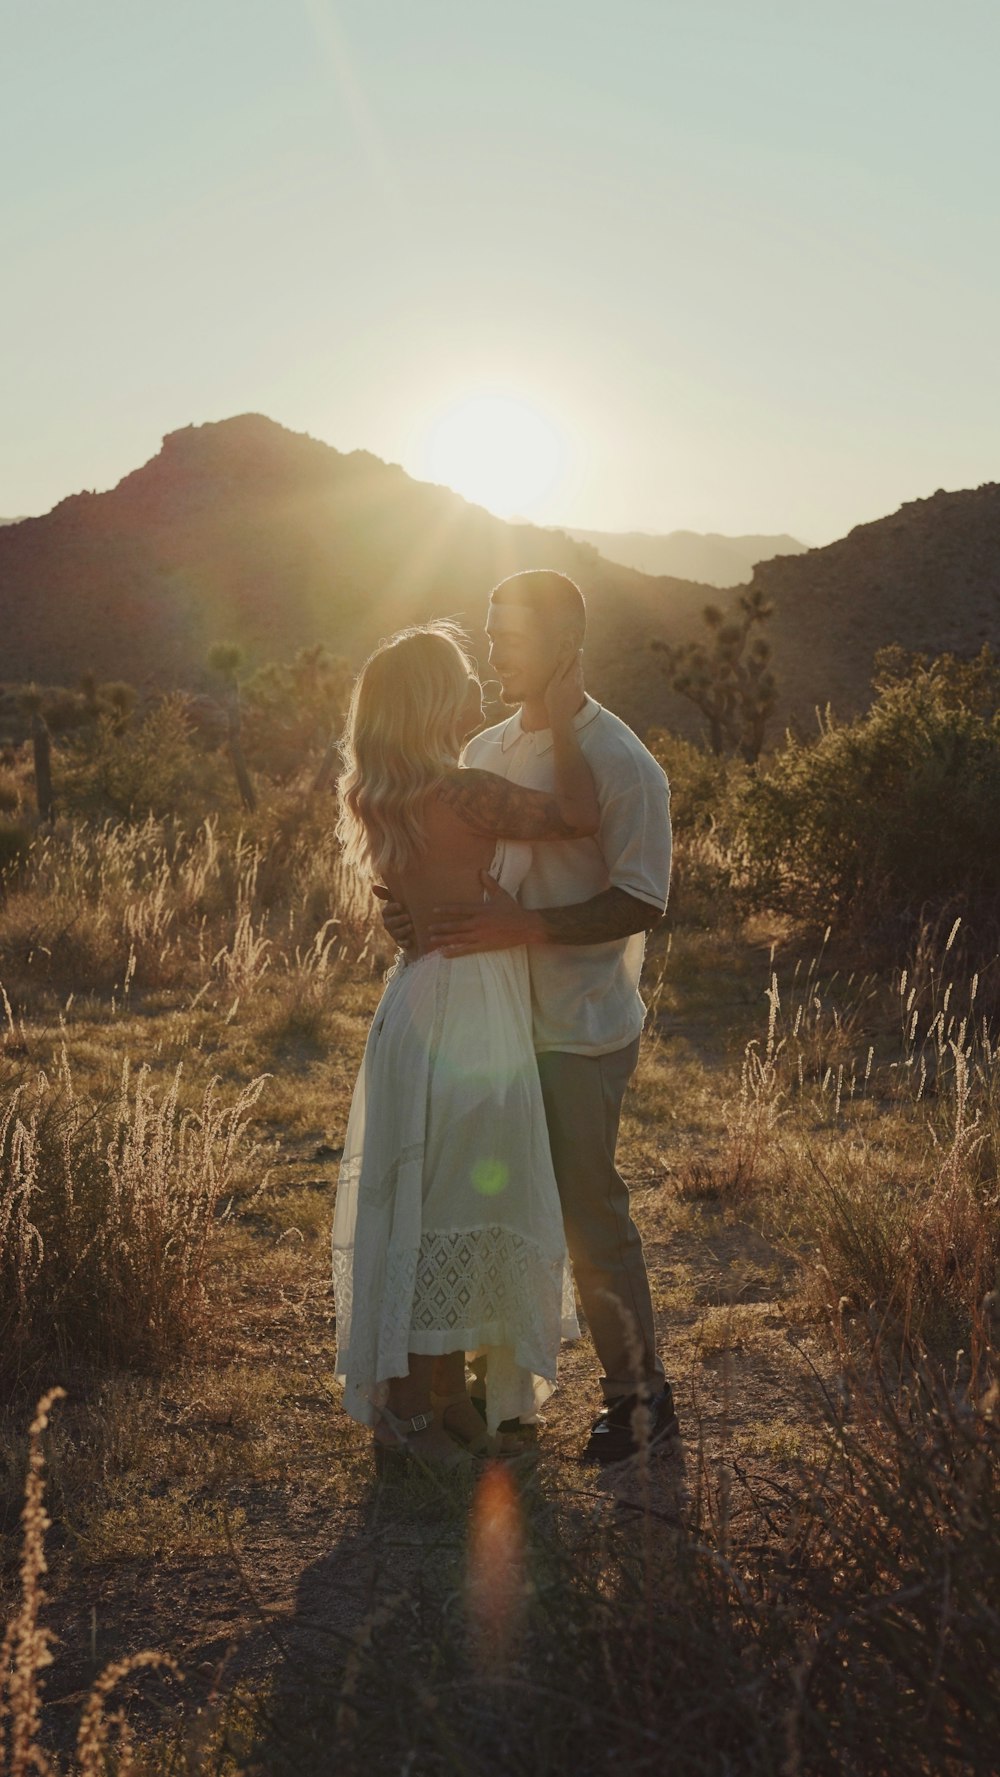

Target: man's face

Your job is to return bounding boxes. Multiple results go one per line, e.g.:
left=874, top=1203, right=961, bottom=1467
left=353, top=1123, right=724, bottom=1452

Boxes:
left=485, top=602, right=564, bottom=706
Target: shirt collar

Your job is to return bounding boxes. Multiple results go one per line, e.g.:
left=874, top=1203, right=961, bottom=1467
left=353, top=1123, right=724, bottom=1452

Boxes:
left=500, top=694, right=601, bottom=756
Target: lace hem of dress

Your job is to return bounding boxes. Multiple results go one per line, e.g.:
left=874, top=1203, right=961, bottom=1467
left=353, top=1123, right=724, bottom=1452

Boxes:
left=333, top=1221, right=565, bottom=1378
left=408, top=1224, right=561, bottom=1335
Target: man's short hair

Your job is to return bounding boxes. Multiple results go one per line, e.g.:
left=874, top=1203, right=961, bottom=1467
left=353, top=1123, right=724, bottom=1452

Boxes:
left=489, top=570, right=587, bottom=640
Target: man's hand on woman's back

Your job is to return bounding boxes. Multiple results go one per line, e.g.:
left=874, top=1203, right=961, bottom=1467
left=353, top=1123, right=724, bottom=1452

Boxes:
left=372, top=885, right=416, bottom=954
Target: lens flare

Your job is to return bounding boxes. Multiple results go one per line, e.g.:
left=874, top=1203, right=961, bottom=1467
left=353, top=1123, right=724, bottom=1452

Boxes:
left=466, top=1462, right=526, bottom=1671
left=471, top=1158, right=509, bottom=1197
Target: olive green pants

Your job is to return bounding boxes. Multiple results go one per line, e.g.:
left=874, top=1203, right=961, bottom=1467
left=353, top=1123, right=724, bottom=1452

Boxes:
left=536, top=1038, right=665, bottom=1402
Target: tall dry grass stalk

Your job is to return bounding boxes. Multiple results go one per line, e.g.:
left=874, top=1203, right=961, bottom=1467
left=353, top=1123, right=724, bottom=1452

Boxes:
left=721, top=973, right=785, bottom=1195
left=74, top=1649, right=182, bottom=1776
left=0, top=1391, right=183, bottom=1777
left=0, top=1386, right=64, bottom=1776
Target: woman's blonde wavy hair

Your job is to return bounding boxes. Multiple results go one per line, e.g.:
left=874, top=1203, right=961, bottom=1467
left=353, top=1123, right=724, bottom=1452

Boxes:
left=336, top=622, right=477, bottom=882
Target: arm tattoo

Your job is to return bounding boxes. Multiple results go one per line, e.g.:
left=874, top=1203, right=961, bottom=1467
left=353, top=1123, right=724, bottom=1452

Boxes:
left=439, top=768, right=579, bottom=841
left=537, top=887, right=664, bottom=946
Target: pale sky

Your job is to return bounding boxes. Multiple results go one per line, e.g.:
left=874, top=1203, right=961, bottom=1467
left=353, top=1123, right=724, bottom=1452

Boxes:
left=3, top=0, right=998, bottom=543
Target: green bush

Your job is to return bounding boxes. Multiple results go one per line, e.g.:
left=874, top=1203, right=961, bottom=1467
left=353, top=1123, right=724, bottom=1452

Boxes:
left=61, top=696, right=232, bottom=823
left=242, top=645, right=351, bottom=780
left=646, top=730, right=746, bottom=928
left=738, top=649, right=1000, bottom=936
left=647, top=729, right=747, bottom=837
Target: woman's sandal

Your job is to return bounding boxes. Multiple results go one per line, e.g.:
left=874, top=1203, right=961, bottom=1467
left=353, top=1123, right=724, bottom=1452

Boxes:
left=435, top=1390, right=530, bottom=1460
left=373, top=1404, right=472, bottom=1478
left=469, top=1394, right=540, bottom=1461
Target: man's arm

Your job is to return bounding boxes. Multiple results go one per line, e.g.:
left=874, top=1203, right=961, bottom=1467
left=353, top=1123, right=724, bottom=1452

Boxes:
left=427, top=876, right=663, bottom=956
left=535, top=885, right=663, bottom=946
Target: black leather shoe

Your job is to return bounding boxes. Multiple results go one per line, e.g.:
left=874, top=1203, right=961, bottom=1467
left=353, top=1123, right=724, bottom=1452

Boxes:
left=582, top=1383, right=680, bottom=1465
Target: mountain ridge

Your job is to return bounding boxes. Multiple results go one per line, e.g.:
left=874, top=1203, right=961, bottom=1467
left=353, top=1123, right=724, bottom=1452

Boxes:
left=1, top=414, right=998, bottom=746
left=550, top=524, right=808, bottom=587
left=0, top=415, right=709, bottom=733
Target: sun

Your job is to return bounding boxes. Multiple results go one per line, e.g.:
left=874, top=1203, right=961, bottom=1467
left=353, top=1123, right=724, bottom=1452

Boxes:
left=419, top=393, right=569, bottom=519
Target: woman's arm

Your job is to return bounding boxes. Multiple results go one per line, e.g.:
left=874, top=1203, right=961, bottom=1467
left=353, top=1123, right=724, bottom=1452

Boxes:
left=439, top=654, right=600, bottom=841
left=437, top=767, right=597, bottom=841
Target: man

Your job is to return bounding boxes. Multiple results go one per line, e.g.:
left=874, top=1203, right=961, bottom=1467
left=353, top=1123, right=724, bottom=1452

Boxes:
left=386, top=569, right=677, bottom=1463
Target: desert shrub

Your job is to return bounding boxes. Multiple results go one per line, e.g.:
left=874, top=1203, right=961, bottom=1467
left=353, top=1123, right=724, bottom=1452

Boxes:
left=60, top=697, right=233, bottom=824
left=0, top=1060, right=267, bottom=1396
left=647, top=729, right=746, bottom=837
left=242, top=645, right=352, bottom=780
left=0, top=820, right=205, bottom=999
left=738, top=649, right=1000, bottom=937
left=783, top=1335, right=1000, bottom=1775
left=39, top=686, right=90, bottom=734
left=646, top=730, right=745, bottom=928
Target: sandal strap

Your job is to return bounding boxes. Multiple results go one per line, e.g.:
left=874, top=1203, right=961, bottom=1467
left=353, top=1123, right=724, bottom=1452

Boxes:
left=380, top=1406, right=434, bottom=1438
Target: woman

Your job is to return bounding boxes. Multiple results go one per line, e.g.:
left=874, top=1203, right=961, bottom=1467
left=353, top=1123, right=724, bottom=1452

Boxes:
left=332, top=621, right=598, bottom=1472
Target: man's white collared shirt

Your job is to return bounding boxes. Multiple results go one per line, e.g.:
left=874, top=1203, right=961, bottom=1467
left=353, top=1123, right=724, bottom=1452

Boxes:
left=463, top=696, right=672, bottom=1056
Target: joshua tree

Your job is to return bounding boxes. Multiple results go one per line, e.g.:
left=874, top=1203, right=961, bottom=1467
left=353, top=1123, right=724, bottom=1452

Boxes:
left=20, top=687, right=54, bottom=821
left=653, top=587, right=777, bottom=762
left=207, top=643, right=257, bottom=813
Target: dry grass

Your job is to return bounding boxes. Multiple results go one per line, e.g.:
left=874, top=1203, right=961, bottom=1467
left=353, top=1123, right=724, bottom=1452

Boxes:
left=0, top=801, right=377, bottom=1009
left=0, top=1057, right=269, bottom=1397
left=0, top=802, right=999, bottom=1771
left=0, top=1390, right=184, bottom=1775
left=667, top=924, right=1000, bottom=1360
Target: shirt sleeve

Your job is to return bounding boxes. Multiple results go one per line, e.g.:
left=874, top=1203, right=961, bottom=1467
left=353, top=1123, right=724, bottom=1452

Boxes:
left=597, top=750, right=672, bottom=911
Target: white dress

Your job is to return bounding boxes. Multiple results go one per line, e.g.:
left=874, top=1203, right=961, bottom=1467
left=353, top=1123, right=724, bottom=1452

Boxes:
left=332, top=842, right=577, bottom=1434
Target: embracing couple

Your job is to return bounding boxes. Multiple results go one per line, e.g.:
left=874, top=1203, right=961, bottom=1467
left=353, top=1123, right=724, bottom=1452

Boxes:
left=331, top=569, right=677, bottom=1474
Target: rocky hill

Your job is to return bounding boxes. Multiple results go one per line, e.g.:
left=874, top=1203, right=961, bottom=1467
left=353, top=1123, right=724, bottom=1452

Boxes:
left=554, top=525, right=807, bottom=587
left=751, top=483, right=1000, bottom=730
left=0, top=416, right=712, bottom=735
left=1, top=415, right=998, bottom=746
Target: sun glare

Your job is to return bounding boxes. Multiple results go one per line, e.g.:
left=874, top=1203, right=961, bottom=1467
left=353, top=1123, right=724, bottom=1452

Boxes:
left=419, top=393, right=569, bottom=519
